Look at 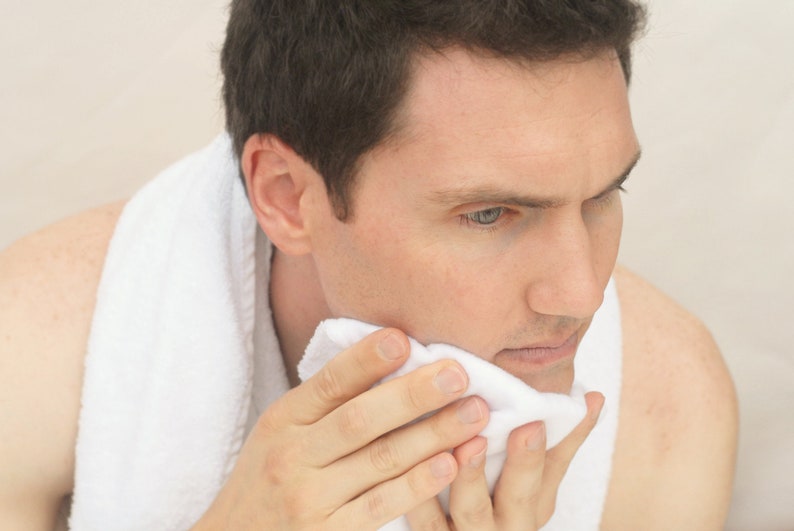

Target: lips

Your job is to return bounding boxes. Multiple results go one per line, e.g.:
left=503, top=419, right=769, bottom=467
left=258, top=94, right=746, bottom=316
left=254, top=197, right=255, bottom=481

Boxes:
left=495, top=330, right=580, bottom=368
left=521, top=331, right=580, bottom=350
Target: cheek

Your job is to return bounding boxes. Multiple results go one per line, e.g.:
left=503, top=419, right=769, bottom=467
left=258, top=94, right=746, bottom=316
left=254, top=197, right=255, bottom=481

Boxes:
left=590, top=200, right=624, bottom=275
left=394, top=256, right=510, bottom=348
left=312, top=218, right=437, bottom=322
left=331, top=235, right=497, bottom=343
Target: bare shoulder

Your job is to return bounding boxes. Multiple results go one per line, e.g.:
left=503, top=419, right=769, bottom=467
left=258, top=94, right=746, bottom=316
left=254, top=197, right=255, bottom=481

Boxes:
left=601, top=265, right=738, bottom=530
left=0, top=202, right=126, bottom=530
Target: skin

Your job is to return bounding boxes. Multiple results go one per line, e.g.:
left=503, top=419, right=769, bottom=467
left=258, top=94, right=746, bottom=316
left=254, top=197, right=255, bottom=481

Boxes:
left=0, top=49, right=737, bottom=530
left=269, top=50, right=640, bottom=395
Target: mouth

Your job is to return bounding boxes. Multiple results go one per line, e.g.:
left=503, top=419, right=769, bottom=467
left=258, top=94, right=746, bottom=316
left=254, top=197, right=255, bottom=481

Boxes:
left=494, top=330, right=580, bottom=369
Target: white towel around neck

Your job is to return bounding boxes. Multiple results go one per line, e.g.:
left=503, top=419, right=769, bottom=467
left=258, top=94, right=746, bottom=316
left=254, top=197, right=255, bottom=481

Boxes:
left=70, top=133, right=622, bottom=531
left=69, top=134, right=258, bottom=530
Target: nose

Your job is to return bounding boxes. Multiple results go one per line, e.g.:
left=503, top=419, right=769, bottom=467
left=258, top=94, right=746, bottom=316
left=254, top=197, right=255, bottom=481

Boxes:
left=525, top=215, right=606, bottom=320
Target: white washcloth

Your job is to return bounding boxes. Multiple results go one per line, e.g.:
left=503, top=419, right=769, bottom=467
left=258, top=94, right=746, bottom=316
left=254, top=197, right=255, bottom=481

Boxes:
left=299, top=319, right=588, bottom=530
left=69, top=134, right=258, bottom=530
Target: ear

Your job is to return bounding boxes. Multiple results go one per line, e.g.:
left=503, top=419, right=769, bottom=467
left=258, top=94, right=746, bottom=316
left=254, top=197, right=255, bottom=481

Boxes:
left=241, top=134, right=316, bottom=255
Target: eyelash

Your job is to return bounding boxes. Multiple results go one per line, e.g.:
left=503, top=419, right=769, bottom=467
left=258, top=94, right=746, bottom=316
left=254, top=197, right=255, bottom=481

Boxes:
left=591, top=185, right=627, bottom=208
left=459, top=207, right=509, bottom=233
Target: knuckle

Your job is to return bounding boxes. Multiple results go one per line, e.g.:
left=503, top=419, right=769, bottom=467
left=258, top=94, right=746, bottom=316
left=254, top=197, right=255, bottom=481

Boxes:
left=262, top=444, right=294, bottom=485
left=405, top=461, right=440, bottom=500
left=350, top=344, right=373, bottom=374
left=338, top=401, right=371, bottom=438
left=403, top=378, right=429, bottom=413
left=368, top=437, right=402, bottom=475
left=364, top=488, right=390, bottom=520
left=416, top=514, right=449, bottom=531
left=429, top=409, right=453, bottom=440
left=315, top=366, right=346, bottom=403
left=282, top=488, right=313, bottom=521
left=507, top=489, right=541, bottom=513
left=452, top=498, right=493, bottom=526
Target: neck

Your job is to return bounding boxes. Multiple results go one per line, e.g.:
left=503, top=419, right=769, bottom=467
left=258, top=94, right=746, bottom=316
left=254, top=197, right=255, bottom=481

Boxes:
left=269, top=248, right=333, bottom=387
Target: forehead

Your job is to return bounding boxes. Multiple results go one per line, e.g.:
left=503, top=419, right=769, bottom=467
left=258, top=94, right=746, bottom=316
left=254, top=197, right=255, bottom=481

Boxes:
left=370, top=48, right=638, bottom=196
left=400, top=47, right=631, bottom=139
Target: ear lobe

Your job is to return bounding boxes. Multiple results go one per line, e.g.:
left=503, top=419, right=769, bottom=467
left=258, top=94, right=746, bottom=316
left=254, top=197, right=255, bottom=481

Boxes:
left=241, top=134, right=313, bottom=255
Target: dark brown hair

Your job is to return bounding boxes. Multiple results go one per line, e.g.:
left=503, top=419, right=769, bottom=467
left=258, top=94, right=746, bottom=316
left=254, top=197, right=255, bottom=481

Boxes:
left=222, top=0, right=647, bottom=219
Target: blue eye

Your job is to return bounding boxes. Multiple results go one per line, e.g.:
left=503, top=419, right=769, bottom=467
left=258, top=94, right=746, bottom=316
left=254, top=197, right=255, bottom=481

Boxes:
left=464, top=207, right=504, bottom=225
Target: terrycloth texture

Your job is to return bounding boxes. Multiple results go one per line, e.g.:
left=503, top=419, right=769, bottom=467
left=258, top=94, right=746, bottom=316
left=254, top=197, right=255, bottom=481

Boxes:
left=69, top=134, right=259, bottom=530
left=70, top=133, right=622, bottom=530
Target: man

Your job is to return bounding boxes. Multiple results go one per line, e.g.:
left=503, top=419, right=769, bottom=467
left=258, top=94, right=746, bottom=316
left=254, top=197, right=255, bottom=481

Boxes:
left=0, top=1, right=737, bottom=529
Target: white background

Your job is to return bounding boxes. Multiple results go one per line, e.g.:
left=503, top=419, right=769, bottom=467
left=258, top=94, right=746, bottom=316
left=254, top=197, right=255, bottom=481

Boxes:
left=1, top=2, right=792, bottom=528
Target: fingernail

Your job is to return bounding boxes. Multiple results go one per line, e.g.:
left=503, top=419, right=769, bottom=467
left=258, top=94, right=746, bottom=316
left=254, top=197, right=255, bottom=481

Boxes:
left=456, top=397, right=485, bottom=424
left=526, top=422, right=545, bottom=451
left=377, top=333, right=405, bottom=361
left=468, top=446, right=487, bottom=468
left=430, top=455, right=454, bottom=478
left=434, top=365, right=467, bottom=395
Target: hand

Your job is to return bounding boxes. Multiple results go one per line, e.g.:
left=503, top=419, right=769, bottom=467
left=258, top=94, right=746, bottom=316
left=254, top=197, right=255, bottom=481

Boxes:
left=192, top=328, right=490, bottom=530
left=405, top=392, right=605, bottom=531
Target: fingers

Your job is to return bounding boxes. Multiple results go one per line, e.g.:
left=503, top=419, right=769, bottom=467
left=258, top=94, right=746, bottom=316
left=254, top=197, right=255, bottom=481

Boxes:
left=407, top=437, right=495, bottom=531
left=331, top=452, right=458, bottom=530
left=489, top=421, right=546, bottom=530
left=324, top=396, right=489, bottom=503
left=494, top=393, right=604, bottom=529
left=446, top=436, right=493, bottom=530
left=273, top=328, right=410, bottom=425
left=492, top=392, right=604, bottom=529
left=410, top=394, right=603, bottom=531
left=543, top=392, right=604, bottom=489
left=405, top=495, right=451, bottom=531
left=532, top=392, right=603, bottom=524
left=311, top=360, right=473, bottom=466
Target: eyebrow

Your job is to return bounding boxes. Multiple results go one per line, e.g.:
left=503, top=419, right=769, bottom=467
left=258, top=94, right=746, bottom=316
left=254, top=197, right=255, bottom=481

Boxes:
left=429, top=150, right=642, bottom=210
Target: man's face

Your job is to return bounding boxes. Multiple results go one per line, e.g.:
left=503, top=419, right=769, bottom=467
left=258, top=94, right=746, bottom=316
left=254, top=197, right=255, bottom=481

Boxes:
left=306, top=49, right=640, bottom=393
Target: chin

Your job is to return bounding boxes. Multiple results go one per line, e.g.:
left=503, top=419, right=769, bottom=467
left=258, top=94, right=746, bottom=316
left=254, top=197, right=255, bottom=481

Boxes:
left=496, top=360, right=576, bottom=394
